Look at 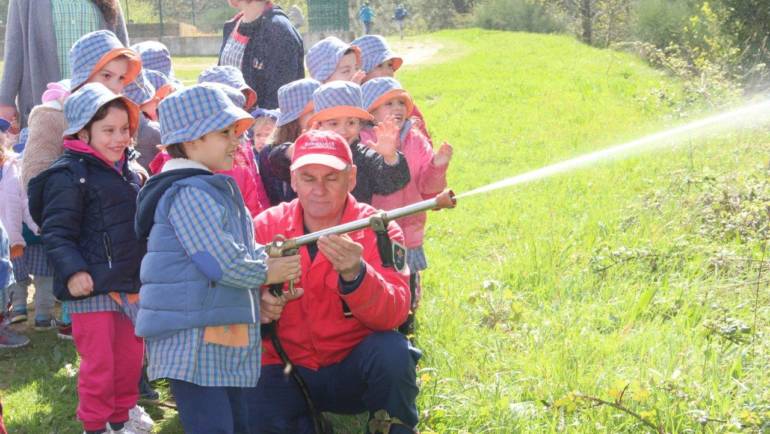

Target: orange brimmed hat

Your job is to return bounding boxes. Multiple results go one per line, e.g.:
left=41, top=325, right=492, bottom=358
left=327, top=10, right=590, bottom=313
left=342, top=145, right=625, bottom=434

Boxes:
left=277, top=78, right=321, bottom=127
left=307, top=81, right=374, bottom=126
left=69, top=30, right=141, bottom=91
left=361, top=77, right=414, bottom=116
left=158, top=84, right=254, bottom=145
left=351, top=35, right=403, bottom=74
left=306, top=37, right=362, bottom=82
left=64, top=82, right=140, bottom=138
left=198, top=65, right=257, bottom=110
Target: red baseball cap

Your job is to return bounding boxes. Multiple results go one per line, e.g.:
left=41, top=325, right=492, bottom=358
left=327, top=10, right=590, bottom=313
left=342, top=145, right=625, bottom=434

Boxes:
left=290, top=130, right=354, bottom=171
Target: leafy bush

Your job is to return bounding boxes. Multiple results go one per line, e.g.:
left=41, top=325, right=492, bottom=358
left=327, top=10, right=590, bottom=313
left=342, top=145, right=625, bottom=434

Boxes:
left=474, top=0, right=565, bottom=33
left=632, top=0, right=691, bottom=49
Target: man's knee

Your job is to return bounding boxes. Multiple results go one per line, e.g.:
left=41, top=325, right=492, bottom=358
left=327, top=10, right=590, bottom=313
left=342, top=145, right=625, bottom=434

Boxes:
left=248, top=366, right=313, bottom=434
left=359, top=332, right=420, bottom=377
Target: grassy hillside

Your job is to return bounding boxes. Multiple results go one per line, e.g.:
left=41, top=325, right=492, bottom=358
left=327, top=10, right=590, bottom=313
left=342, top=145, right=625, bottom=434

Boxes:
left=2, top=29, right=768, bottom=433
left=399, top=29, right=769, bottom=433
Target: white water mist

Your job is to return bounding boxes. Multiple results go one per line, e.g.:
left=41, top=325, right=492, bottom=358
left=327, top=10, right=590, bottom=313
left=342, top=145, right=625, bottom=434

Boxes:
left=457, top=98, right=770, bottom=199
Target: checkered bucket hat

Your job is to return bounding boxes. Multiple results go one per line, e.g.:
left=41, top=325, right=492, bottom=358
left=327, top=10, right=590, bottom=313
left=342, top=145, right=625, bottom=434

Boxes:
left=131, top=41, right=174, bottom=77
left=157, top=84, right=254, bottom=145
left=145, top=70, right=182, bottom=100
left=305, top=37, right=361, bottom=82
left=276, top=78, right=321, bottom=127
left=351, top=35, right=403, bottom=74
left=198, top=82, right=246, bottom=110
left=63, top=82, right=140, bottom=137
left=361, top=77, right=414, bottom=116
left=308, top=81, right=373, bottom=125
left=69, top=30, right=141, bottom=91
left=198, top=65, right=257, bottom=109
left=123, top=69, right=156, bottom=105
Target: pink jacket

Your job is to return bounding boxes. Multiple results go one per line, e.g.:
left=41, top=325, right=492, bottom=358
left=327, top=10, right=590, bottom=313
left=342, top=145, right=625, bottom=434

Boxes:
left=0, top=155, right=38, bottom=246
left=363, top=127, right=448, bottom=249
left=149, top=142, right=270, bottom=217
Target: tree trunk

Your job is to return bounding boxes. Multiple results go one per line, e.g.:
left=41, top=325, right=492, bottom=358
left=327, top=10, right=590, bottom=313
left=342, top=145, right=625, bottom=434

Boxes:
left=580, top=0, right=592, bottom=45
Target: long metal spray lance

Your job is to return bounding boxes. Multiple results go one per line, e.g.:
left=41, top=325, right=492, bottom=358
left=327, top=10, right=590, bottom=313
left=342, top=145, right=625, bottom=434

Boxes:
left=266, top=189, right=458, bottom=295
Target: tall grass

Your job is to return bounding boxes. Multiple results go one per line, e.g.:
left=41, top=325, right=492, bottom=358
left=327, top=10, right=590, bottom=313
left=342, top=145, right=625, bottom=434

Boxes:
left=2, top=29, right=768, bottom=433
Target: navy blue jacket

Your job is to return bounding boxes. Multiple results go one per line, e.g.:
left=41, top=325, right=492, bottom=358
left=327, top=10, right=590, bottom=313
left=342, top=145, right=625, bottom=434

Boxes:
left=220, top=7, right=305, bottom=109
left=28, top=150, right=146, bottom=300
left=257, top=142, right=296, bottom=206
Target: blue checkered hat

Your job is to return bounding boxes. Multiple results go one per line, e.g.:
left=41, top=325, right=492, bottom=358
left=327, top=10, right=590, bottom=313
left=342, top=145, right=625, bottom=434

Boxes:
left=123, top=70, right=156, bottom=105
left=308, top=81, right=374, bottom=125
left=276, top=78, right=320, bottom=127
left=305, top=37, right=361, bottom=82
left=146, top=70, right=182, bottom=92
left=69, top=30, right=141, bottom=91
left=252, top=108, right=280, bottom=121
left=198, top=82, right=246, bottom=109
left=157, top=84, right=254, bottom=145
left=131, top=41, right=174, bottom=77
left=63, top=82, right=140, bottom=137
left=351, top=35, right=403, bottom=73
left=198, top=65, right=257, bottom=109
left=361, top=77, right=414, bottom=116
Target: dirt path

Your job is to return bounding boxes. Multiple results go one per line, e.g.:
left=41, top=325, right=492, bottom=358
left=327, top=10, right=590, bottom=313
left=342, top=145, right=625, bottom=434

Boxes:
left=390, top=39, right=443, bottom=66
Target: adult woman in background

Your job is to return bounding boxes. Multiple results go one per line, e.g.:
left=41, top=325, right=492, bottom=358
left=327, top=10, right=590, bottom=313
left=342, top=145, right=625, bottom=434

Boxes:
left=220, top=0, right=304, bottom=109
left=0, top=0, right=129, bottom=127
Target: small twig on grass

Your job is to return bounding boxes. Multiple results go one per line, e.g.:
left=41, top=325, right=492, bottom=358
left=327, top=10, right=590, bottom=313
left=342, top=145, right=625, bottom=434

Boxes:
left=573, top=392, right=666, bottom=434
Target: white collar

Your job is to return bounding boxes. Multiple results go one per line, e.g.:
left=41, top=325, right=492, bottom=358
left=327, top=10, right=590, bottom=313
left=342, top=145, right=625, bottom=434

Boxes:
left=161, top=158, right=212, bottom=173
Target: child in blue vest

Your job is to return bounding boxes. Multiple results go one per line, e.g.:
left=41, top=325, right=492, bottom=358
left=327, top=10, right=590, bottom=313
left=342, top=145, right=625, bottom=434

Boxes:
left=134, top=84, right=301, bottom=434
left=27, top=83, right=146, bottom=434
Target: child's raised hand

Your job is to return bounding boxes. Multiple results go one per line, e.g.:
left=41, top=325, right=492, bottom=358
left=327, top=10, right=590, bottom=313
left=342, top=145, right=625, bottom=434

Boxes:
left=67, top=271, right=94, bottom=297
left=265, top=254, right=302, bottom=286
left=367, top=116, right=400, bottom=164
left=351, top=70, right=366, bottom=85
left=433, top=142, right=453, bottom=167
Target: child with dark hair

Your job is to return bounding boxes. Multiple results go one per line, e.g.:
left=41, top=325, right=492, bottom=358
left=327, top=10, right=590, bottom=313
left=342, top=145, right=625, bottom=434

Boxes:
left=28, top=83, right=148, bottom=434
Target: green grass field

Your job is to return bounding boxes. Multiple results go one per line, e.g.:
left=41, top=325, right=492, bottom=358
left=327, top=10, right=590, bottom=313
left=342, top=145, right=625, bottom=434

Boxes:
left=2, top=29, right=769, bottom=433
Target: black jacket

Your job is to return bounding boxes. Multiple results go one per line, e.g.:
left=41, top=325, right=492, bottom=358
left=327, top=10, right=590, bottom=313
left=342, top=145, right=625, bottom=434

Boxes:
left=220, top=7, right=305, bottom=109
left=28, top=150, right=146, bottom=300
left=267, top=138, right=411, bottom=205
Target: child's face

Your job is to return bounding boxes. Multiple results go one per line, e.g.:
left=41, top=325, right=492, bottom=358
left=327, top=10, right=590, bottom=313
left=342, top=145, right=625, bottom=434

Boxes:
left=327, top=52, right=359, bottom=83
left=365, top=60, right=396, bottom=82
left=252, top=119, right=276, bottom=152
left=84, top=107, right=131, bottom=163
left=371, top=97, right=408, bottom=130
left=298, top=111, right=314, bottom=131
left=90, top=57, right=131, bottom=94
left=186, top=126, right=240, bottom=172
left=316, top=116, right=362, bottom=143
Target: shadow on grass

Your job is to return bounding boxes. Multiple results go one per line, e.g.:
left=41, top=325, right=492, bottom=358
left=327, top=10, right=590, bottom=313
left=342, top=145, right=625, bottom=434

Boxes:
left=0, top=325, right=183, bottom=433
left=0, top=324, right=373, bottom=433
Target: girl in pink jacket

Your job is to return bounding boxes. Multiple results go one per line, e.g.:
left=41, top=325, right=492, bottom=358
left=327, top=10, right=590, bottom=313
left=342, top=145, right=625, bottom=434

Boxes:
left=360, top=77, right=452, bottom=333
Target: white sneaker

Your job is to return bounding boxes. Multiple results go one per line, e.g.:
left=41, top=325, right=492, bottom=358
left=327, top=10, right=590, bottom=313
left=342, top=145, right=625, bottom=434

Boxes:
left=125, top=405, right=154, bottom=433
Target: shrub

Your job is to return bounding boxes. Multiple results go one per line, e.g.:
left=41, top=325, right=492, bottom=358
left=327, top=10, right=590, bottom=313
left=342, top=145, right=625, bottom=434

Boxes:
left=474, top=0, right=565, bottom=33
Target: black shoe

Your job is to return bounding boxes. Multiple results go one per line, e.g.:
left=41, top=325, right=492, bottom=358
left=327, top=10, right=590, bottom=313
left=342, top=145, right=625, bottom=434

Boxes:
left=138, top=371, right=159, bottom=402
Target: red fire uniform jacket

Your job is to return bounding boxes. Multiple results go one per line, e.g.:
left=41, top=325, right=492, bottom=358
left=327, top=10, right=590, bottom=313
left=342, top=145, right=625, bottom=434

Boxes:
left=253, top=194, right=411, bottom=369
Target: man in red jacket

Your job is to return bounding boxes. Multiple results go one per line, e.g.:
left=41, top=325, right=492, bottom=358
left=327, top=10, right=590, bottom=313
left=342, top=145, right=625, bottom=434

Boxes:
left=250, top=129, right=419, bottom=433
